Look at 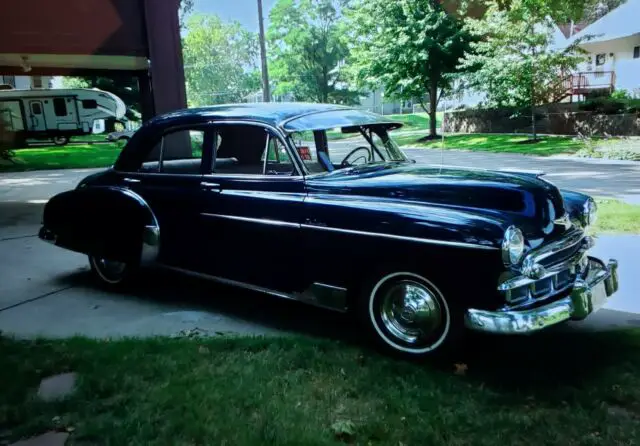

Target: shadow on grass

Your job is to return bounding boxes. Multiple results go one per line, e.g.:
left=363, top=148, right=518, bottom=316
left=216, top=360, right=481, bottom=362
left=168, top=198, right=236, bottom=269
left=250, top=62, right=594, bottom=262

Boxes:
left=51, top=267, right=639, bottom=404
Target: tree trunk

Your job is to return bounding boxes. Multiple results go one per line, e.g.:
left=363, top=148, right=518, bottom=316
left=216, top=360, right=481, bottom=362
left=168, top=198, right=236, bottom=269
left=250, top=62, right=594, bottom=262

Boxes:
left=429, top=79, right=438, bottom=138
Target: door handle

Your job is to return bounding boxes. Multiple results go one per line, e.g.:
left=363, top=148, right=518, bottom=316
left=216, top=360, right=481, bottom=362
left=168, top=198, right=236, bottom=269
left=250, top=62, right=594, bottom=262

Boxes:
left=123, top=177, right=141, bottom=184
left=200, top=181, right=221, bottom=192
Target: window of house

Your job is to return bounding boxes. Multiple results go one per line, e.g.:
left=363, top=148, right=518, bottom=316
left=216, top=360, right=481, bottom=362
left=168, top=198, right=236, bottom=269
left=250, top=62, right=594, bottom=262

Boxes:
left=634, top=46, right=640, bottom=59
left=53, top=98, right=67, bottom=116
left=82, top=99, right=98, bottom=109
left=212, top=124, right=295, bottom=176
left=139, top=128, right=209, bottom=175
left=595, top=53, right=606, bottom=66
left=32, top=76, right=43, bottom=89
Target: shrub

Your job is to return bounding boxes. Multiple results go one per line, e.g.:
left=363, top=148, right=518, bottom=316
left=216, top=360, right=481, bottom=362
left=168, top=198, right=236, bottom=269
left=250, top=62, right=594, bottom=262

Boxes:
left=579, top=97, right=626, bottom=114
left=611, top=89, right=632, bottom=101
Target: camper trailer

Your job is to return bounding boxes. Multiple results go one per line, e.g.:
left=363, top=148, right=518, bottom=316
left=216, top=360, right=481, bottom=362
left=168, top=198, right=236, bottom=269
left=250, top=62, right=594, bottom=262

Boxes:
left=0, top=88, right=126, bottom=146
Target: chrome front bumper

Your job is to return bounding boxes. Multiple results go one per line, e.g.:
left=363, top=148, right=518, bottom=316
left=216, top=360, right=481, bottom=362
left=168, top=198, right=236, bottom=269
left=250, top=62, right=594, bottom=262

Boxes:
left=465, top=257, right=619, bottom=334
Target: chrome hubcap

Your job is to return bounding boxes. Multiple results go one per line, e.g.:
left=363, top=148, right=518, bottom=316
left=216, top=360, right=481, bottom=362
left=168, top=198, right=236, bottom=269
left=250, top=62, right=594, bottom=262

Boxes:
left=379, top=280, right=443, bottom=345
left=93, top=257, right=127, bottom=283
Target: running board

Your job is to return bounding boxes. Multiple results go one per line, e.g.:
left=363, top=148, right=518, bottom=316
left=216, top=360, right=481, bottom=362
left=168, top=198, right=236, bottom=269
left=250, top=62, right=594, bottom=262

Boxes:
left=159, top=265, right=348, bottom=313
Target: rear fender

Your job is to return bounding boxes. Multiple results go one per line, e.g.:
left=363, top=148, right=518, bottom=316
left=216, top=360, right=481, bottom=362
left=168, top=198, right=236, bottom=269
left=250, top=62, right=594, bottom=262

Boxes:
left=41, top=186, right=159, bottom=264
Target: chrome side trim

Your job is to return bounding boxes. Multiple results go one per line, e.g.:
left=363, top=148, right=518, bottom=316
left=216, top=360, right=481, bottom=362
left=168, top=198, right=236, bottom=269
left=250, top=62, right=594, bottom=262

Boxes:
left=301, top=224, right=498, bottom=250
left=201, top=213, right=301, bottom=229
left=159, top=265, right=348, bottom=312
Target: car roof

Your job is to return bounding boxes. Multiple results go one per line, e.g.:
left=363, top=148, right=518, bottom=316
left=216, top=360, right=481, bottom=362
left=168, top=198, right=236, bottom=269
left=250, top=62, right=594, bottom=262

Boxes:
left=146, top=102, right=401, bottom=131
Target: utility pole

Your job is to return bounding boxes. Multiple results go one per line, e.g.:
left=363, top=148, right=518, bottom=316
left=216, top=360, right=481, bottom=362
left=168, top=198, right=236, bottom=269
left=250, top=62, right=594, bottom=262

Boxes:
left=257, top=0, right=271, bottom=102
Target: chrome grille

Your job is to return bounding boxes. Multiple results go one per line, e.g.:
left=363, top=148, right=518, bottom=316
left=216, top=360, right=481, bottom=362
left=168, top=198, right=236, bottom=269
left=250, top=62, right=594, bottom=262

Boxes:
left=500, top=229, right=589, bottom=309
left=539, top=241, right=583, bottom=268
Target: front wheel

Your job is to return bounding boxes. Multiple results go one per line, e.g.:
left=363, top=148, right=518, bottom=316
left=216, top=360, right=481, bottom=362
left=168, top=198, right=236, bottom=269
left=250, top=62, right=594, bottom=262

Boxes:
left=358, top=272, right=459, bottom=358
left=89, top=255, right=137, bottom=287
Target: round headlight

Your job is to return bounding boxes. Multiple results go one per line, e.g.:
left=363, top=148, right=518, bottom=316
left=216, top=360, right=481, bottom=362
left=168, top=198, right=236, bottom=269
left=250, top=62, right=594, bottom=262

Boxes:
left=502, top=226, right=526, bottom=267
left=582, top=198, right=597, bottom=227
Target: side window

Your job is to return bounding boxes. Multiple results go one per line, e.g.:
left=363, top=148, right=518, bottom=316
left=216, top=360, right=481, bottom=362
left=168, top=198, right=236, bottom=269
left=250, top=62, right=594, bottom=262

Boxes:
left=261, top=136, right=294, bottom=175
left=139, top=128, right=207, bottom=175
left=82, top=99, right=97, bottom=109
left=213, top=124, right=295, bottom=176
left=53, top=98, right=67, bottom=116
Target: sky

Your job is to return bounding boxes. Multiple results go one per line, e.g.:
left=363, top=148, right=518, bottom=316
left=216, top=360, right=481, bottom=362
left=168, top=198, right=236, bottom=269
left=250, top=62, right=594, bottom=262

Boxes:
left=192, top=0, right=278, bottom=31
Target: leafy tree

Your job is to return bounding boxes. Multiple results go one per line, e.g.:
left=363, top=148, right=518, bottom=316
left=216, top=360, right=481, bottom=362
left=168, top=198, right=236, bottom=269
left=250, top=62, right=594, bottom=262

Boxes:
left=179, top=0, right=194, bottom=28
left=267, top=0, right=358, bottom=104
left=582, top=0, right=625, bottom=23
left=461, top=0, right=587, bottom=140
left=182, top=14, right=260, bottom=106
left=347, top=0, right=473, bottom=137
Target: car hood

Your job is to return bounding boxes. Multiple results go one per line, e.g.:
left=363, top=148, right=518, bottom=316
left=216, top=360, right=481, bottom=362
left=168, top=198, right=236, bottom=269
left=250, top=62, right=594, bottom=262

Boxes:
left=306, top=163, right=567, bottom=240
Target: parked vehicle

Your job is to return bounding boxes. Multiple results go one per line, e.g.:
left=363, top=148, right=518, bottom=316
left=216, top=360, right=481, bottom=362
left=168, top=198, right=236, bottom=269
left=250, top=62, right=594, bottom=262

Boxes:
left=39, top=103, right=619, bottom=358
left=106, top=129, right=136, bottom=142
left=0, top=88, right=125, bottom=146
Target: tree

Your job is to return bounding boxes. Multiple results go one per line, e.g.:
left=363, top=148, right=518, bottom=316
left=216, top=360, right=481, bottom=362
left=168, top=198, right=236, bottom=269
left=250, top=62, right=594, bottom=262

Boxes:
left=182, top=14, right=260, bottom=106
left=179, top=0, right=194, bottom=28
left=267, top=0, right=359, bottom=104
left=461, top=0, right=587, bottom=140
left=582, top=0, right=625, bottom=23
left=347, top=0, right=473, bottom=137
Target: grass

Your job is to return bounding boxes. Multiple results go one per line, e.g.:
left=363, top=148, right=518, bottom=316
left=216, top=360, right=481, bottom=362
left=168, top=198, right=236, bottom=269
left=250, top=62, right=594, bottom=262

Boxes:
left=387, top=112, right=443, bottom=131
left=394, top=133, right=586, bottom=156
left=0, top=143, right=123, bottom=172
left=594, top=198, right=640, bottom=234
left=3, top=331, right=640, bottom=445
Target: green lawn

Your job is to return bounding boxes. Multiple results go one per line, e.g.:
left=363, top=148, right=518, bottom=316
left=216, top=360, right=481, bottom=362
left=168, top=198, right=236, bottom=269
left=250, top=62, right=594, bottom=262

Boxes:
left=387, top=112, right=443, bottom=131
left=594, top=199, right=640, bottom=234
left=394, top=133, right=585, bottom=156
left=3, top=332, right=640, bottom=445
left=0, top=143, right=122, bottom=172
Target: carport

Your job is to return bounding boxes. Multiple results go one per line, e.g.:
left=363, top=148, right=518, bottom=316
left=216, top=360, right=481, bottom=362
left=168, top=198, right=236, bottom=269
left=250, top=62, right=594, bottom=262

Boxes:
left=0, top=0, right=186, bottom=123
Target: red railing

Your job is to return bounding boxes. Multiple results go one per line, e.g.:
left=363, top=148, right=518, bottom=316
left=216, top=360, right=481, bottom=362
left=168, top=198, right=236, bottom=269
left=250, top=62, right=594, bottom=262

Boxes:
left=568, top=71, right=616, bottom=95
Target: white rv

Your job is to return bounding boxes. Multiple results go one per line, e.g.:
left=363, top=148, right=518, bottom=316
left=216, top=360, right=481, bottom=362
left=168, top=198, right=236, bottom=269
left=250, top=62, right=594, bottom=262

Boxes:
left=0, top=88, right=126, bottom=146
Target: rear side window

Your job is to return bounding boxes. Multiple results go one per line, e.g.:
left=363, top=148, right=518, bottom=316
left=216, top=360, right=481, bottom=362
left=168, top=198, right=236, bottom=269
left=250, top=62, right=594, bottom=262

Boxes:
left=82, top=99, right=97, bottom=109
left=53, top=98, right=67, bottom=116
left=139, top=128, right=209, bottom=175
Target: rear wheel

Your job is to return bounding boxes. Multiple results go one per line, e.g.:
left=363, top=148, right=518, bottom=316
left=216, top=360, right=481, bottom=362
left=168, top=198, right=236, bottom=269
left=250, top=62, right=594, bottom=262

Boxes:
left=53, top=136, right=69, bottom=146
left=89, top=255, right=137, bottom=287
left=359, top=272, right=459, bottom=358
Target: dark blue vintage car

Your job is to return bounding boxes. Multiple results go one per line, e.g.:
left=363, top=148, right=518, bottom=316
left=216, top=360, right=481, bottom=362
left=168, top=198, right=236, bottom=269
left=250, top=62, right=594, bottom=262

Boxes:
left=39, top=103, right=619, bottom=358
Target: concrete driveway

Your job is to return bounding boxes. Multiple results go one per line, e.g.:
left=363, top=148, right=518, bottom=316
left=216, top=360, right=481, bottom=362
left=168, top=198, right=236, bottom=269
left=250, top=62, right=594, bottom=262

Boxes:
left=1, top=152, right=639, bottom=340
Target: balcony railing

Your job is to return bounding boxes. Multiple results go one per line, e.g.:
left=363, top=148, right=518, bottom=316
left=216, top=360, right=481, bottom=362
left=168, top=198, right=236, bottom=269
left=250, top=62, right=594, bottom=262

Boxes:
left=565, top=71, right=616, bottom=95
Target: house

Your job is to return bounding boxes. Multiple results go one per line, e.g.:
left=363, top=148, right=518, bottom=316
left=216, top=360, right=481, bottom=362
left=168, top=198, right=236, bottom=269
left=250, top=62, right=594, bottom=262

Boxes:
left=566, top=0, right=640, bottom=98
left=0, top=75, right=53, bottom=90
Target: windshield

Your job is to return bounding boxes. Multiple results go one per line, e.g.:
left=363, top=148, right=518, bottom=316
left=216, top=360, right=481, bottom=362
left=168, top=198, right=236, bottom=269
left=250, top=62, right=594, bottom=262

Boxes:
left=288, top=125, right=407, bottom=174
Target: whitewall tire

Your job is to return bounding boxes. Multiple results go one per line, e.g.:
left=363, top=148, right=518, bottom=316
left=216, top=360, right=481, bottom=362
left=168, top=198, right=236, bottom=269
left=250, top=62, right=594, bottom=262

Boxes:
left=361, top=272, right=455, bottom=357
left=89, top=255, right=135, bottom=286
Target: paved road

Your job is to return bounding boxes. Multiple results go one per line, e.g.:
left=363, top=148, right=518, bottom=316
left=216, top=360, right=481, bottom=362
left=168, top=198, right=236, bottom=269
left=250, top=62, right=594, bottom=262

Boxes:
left=1, top=152, right=639, bottom=340
left=403, top=148, right=640, bottom=204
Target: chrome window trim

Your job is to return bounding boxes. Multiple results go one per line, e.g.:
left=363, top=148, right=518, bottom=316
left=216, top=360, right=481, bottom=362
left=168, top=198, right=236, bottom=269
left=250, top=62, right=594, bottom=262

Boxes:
left=201, top=213, right=300, bottom=229
left=301, top=224, right=498, bottom=250
left=205, top=119, right=306, bottom=177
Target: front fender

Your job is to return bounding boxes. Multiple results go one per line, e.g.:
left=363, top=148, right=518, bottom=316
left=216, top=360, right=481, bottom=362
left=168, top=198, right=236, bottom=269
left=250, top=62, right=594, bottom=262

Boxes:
left=41, top=186, right=159, bottom=263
